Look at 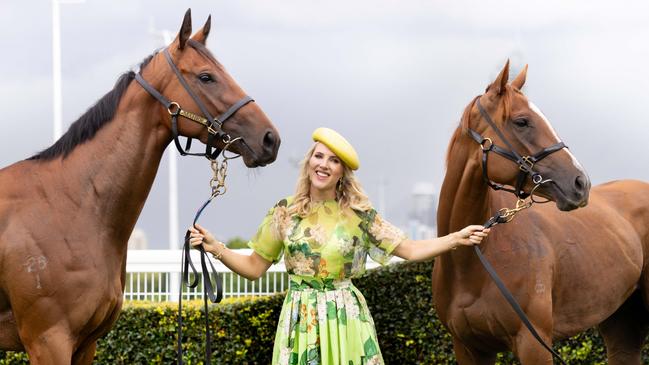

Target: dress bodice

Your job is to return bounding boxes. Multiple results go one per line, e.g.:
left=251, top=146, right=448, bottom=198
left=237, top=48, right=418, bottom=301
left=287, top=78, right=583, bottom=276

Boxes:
left=249, top=197, right=407, bottom=280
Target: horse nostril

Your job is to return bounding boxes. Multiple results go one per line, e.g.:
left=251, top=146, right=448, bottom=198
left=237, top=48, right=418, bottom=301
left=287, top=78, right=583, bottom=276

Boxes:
left=575, top=175, right=585, bottom=192
left=263, top=130, right=277, bottom=151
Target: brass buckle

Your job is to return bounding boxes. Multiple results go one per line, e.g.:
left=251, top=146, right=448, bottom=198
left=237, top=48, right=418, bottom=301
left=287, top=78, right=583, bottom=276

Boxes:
left=207, top=125, right=218, bottom=135
left=519, top=156, right=534, bottom=172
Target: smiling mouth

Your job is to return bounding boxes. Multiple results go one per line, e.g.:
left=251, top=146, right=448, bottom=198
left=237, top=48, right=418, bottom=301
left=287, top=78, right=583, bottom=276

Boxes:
left=315, top=171, right=330, bottom=178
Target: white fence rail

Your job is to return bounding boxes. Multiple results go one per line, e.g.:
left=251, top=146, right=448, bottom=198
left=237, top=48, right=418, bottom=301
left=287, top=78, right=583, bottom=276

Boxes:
left=124, top=249, right=392, bottom=302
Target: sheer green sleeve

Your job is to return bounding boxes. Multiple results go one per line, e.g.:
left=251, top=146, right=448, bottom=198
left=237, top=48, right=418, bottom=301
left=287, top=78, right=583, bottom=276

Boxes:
left=358, top=209, right=407, bottom=265
left=247, top=197, right=292, bottom=264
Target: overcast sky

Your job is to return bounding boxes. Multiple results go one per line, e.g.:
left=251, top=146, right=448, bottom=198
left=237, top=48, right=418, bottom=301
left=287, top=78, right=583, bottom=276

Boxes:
left=1, top=0, right=648, bottom=249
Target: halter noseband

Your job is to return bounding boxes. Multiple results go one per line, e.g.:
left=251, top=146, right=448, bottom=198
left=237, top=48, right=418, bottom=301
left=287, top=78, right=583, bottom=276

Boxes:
left=135, top=48, right=254, bottom=160
left=468, top=96, right=566, bottom=200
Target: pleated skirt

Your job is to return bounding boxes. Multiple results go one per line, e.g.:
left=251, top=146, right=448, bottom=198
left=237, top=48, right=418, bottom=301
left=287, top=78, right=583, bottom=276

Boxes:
left=271, top=275, right=384, bottom=365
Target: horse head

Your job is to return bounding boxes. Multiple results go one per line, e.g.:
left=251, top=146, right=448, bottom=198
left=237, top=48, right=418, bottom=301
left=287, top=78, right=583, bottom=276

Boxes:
left=140, top=9, right=280, bottom=167
left=462, top=61, right=590, bottom=211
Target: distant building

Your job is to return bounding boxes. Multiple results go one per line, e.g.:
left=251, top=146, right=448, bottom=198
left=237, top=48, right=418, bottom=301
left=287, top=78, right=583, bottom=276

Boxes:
left=407, top=182, right=437, bottom=240
left=128, top=227, right=148, bottom=250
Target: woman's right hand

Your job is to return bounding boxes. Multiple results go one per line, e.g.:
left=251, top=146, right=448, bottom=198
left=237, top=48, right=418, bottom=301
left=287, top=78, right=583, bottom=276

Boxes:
left=188, top=224, right=220, bottom=253
left=454, top=225, right=490, bottom=248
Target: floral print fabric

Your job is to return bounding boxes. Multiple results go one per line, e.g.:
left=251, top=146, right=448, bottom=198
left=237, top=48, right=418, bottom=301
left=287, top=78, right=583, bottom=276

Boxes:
left=248, top=197, right=407, bottom=365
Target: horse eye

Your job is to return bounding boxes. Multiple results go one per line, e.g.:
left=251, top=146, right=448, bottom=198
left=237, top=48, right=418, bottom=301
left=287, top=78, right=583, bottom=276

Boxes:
left=513, top=118, right=529, bottom=128
left=198, top=73, right=215, bottom=84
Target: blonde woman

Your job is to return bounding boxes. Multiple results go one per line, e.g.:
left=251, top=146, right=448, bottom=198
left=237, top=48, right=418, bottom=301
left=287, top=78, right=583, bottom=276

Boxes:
left=189, top=127, right=489, bottom=365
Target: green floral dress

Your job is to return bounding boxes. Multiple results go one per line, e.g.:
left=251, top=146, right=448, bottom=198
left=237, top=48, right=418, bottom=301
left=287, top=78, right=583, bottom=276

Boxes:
left=248, top=197, right=407, bottom=365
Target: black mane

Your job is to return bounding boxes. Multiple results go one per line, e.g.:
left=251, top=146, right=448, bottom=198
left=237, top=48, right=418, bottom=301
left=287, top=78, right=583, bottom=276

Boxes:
left=29, top=54, right=155, bottom=160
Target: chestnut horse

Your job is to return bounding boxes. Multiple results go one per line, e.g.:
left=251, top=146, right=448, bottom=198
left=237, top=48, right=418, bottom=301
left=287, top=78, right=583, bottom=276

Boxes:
left=0, top=10, right=279, bottom=364
left=434, top=61, right=649, bottom=364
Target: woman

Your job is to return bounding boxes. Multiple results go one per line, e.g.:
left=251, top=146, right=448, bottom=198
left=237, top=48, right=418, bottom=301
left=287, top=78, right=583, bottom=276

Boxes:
left=189, top=127, right=489, bottom=365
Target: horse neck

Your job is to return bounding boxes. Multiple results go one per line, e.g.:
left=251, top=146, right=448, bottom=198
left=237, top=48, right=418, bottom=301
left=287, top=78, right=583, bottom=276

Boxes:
left=47, top=84, right=171, bottom=251
left=438, top=135, right=493, bottom=261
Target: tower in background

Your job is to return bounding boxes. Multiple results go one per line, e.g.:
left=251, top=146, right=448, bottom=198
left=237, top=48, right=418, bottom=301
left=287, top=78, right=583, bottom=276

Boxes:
left=128, top=227, right=149, bottom=250
left=407, top=182, right=437, bottom=240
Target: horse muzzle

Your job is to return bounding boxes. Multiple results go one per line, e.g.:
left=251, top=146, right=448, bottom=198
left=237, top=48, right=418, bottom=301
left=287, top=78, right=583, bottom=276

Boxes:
left=537, top=174, right=590, bottom=211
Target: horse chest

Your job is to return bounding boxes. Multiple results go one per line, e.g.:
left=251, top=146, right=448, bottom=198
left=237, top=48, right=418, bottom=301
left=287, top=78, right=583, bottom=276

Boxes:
left=445, top=299, right=512, bottom=349
left=440, top=256, right=552, bottom=342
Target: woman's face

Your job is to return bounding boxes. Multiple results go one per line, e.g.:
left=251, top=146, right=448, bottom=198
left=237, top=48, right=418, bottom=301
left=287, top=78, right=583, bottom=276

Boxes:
left=308, top=143, right=344, bottom=197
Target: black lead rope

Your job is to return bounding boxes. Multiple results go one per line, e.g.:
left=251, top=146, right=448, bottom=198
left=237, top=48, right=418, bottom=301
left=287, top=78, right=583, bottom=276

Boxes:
left=476, top=213, right=568, bottom=365
left=177, top=195, right=224, bottom=365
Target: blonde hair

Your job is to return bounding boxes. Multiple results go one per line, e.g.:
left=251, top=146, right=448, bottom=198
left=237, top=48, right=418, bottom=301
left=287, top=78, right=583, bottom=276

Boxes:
left=289, top=143, right=373, bottom=218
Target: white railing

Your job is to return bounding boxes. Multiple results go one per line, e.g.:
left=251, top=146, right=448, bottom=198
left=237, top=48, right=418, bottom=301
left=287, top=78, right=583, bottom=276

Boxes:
left=124, top=249, right=392, bottom=302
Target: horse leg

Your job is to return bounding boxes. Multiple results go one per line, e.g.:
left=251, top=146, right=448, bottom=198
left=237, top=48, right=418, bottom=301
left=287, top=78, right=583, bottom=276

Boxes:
left=512, top=331, right=553, bottom=365
left=72, top=341, right=97, bottom=365
left=71, top=299, right=122, bottom=365
left=598, top=291, right=648, bottom=365
left=452, top=338, right=497, bottom=365
left=22, top=326, right=74, bottom=364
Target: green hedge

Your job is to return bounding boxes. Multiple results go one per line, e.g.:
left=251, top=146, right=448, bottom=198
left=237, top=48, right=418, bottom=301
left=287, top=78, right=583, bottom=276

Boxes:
left=0, top=296, right=285, bottom=364
left=1, top=261, right=648, bottom=364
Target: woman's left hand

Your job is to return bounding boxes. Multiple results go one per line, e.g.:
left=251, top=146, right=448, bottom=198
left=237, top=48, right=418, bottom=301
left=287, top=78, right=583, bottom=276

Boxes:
left=454, top=225, right=490, bottom=248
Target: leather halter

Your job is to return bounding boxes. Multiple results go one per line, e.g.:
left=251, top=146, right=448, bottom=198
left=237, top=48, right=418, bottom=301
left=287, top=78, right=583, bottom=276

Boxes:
left=468, top=96, right=566, bottom=199
left=135, top=48, right=254, bottom=160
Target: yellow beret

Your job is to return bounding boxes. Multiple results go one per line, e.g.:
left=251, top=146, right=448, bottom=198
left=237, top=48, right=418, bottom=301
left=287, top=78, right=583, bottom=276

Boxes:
left=312, top=127, right=360, bottom=170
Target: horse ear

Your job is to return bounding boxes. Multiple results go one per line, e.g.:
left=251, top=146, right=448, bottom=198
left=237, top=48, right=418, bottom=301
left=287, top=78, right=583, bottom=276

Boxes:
left=511, top=64, right=528, bottom=90
left=191, top=15, right=211, bottom=45
left=175, top=8, right=193, bottom=50
left=487, top=60, right=510, bottom=95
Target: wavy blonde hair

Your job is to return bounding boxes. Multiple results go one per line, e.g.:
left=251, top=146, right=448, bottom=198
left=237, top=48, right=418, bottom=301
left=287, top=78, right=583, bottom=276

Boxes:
left=289, top=142, right=373, bottom=218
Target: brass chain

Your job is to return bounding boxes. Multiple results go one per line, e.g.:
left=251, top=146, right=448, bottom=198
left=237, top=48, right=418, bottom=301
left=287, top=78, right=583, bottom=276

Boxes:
left=497, top=198, right=533, bottom=223
left=494, top=178, right=553, bottom=224
left=209, top=159, right=228, bottom=198
left=207, top=136, right=242, bottom=199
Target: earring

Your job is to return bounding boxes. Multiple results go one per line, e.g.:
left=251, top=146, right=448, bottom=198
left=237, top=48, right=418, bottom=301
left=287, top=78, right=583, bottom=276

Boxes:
left=337, top=178, right=344, bottom=195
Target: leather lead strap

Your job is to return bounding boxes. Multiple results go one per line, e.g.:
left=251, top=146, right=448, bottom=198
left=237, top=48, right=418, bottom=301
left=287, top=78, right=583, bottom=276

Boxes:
left=177, top=195, right=224, bottom=365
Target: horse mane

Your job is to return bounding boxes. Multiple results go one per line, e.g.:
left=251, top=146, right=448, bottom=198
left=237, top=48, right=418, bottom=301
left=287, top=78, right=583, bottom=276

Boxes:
left=445, top=95, right=478, bottom=167
left=444, top=86, right=515, bottom=167
left=28, top=53, right=156, bottom=161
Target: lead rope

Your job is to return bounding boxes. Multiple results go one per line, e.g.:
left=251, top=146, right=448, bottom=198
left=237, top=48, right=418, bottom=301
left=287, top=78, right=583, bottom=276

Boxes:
left=474, top=181, right=568, bottom=365
left=177, top=137, right=241, bottom=365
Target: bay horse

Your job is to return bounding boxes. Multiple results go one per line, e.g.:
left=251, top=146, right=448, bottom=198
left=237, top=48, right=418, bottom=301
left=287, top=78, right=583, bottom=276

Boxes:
left=434, top=61, right=649, bottom=364
left=0, top=9, right=279, bottom=364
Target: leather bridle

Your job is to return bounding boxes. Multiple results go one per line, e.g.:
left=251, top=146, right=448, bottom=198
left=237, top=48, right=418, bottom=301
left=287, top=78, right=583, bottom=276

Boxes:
left=468, top=96, right=566, bottom=200
left=135, top=48, right=254, bottom=160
